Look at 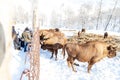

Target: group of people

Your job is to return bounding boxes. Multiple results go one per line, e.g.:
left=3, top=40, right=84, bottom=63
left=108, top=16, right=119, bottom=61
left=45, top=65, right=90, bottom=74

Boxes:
left=12, top=26, right=32, bottom=52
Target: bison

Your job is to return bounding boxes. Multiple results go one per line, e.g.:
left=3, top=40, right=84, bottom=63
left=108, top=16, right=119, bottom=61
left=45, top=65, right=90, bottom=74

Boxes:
left=40, top=36, right=67, bottom=60
left=39, top=28, right=64, bottom=39
left=40, top=28, right=67, bottom=60
left=41, top=43, right=63, bottom=60
left=63, top=41, right=116, bottom=73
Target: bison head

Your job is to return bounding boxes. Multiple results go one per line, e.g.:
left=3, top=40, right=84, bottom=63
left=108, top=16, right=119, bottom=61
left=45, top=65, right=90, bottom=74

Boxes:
left=107, top=45, right=117, bottom=58
left=41, top=45, right=47, bottom=50
left=40, top=33, right=50, bottom=45
left=40, top=33, right=45, bottom=41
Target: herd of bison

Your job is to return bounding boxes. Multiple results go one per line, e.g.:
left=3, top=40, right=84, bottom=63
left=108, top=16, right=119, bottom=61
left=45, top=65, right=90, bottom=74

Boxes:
left=13, top=28, right=120, bottom=73
left=39, top=28, right=120, bottom=73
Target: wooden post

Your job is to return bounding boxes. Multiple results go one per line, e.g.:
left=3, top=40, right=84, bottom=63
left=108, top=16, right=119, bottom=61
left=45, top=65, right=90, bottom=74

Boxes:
left=29, top=0, right=40, bottom=79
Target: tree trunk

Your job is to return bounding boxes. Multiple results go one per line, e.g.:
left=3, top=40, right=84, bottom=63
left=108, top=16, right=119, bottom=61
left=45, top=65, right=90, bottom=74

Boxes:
left=104, top=0, right=118, bottom=31
left=96, top=0, right=102, bottom=30
left=29, top=0, right=40, bottom=80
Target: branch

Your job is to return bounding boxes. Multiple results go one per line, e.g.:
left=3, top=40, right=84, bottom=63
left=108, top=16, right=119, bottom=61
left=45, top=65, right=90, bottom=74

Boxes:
left=104, top=0, right=118, bottom=31
left=96, top=0, right=102, bottom=30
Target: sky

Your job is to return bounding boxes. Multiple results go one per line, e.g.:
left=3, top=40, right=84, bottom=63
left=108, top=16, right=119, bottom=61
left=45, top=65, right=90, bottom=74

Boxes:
left=0, top=0, right=119, bottom=27
left=37, top=0, right=120, bottom=19
left=3, top=0, right=118, bottom=18
left=38, top=0, right=118, bottom=12
left=1, top=0, right=119, bottom=15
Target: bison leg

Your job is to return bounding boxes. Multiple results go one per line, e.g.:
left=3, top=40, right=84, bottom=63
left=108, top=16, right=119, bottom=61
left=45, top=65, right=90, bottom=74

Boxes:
left=71, top=57, right=77, bottom=72
left=62, top=47, right=65, bottom=59
left=55, top=49, right=58, bottom=61
left=67, top=56, right=76, bottom=72
left=88, top=63, right=93, bottom=73
left=67, top=56, right=71, bottom=68
left=50, top=50, right=54, bottom=59
left=88, top=57, right=100, bottom=73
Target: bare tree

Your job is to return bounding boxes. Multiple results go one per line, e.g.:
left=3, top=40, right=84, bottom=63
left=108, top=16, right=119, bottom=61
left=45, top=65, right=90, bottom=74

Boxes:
left=39, top=13, right=47, bottom=27
left=64, top=7, right=75, bottom=28
left=77, top=3, right=92, bottom=29
left=96, top=0, right=102, bottom=30
left=50, top=10, right=60, bottom=27
left=104, top=0, right=118, bottom=31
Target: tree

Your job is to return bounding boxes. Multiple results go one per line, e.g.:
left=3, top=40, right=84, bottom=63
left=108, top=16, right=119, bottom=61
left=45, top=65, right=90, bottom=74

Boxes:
left=64, top=7, right=75, bottom=27
left=96, top=0, right=103, bottom=30
left=50, top=10, right=60, bottom=27
left=77, top=3, right=92, bottom=29
left=39, top=13, right=47, bottom=27
left=104, top=0, right=118, bottom=31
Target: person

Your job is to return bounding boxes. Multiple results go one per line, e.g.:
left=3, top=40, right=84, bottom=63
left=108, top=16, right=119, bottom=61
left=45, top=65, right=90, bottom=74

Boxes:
left=12, top=26, right=16, bottom=38
left=22, top=27, right=32, bottom=52
left=12, top=26, right=21, bottom=50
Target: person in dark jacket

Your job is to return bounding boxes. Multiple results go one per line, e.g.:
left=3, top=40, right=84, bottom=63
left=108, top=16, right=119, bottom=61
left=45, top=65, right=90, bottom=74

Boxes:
left=22, top=27, right=32, bottom=52
left=12, top=26, right=19, bottom=49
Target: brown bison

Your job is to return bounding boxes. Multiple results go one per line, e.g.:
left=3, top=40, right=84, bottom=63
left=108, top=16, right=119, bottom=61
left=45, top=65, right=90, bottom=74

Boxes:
left=39, top=28, right=64, bottom=39
left=63, top=41, right=116, bottom=73
left=40, top=28, right=67, bottom=60
left=40, top=36, right=67, bottom=60
left=104, top=32, right=108, bottom=39
left=41, top=43, right=63, bottom=60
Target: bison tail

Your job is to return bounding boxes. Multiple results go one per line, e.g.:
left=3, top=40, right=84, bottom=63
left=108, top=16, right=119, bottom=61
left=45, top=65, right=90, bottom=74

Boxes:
left=62, top=44, right=67, bottom=59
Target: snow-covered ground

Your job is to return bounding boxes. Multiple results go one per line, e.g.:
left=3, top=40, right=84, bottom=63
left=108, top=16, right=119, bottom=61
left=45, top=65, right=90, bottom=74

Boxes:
left=10, top=27, right=120, bottom=80
left=10, top=47, right=120, bottom=80
left=40, top=50, right=120, bottom=80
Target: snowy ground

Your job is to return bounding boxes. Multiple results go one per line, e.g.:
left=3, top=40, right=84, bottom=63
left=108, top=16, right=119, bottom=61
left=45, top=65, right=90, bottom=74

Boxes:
left=10, top=47, right=120, bottom=80
left=10, top=29, right=120, bottom=80
left=40, top=50, right=120, bottom=80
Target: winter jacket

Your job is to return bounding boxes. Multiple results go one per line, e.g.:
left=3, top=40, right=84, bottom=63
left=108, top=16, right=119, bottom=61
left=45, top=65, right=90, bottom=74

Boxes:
left=22, top=31, right=32, bottom=43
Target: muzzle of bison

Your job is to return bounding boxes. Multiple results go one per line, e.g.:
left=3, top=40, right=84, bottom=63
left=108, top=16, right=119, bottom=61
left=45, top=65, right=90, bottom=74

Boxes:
left=63, top=41, right=116, bottom=73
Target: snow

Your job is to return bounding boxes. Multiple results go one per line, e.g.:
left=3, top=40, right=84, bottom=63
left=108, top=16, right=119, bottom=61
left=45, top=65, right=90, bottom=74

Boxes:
left=40, top=50, right=120, bottom=80
left=10, top=27, right=120, bottom=80
left=10, top=47, right=120, bottom=80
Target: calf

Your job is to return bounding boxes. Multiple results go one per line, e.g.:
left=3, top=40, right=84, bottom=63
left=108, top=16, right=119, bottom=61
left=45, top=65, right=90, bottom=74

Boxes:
left=41, top=43, right=63, bottom=60
left=40, top=28, right=67, bottom=60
